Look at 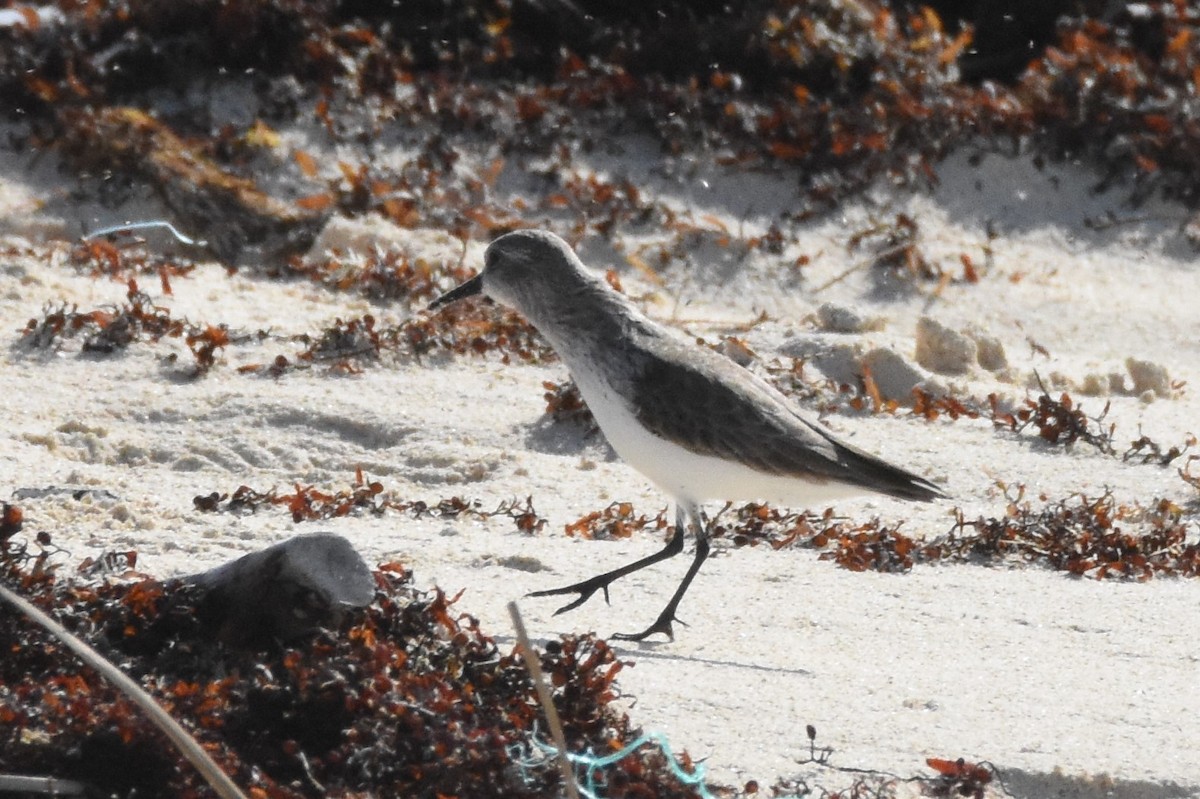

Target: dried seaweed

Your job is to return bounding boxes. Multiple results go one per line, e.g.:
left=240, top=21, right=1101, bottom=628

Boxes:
left=542, top=379, right=598, bottom=432
left=0, top=548, right=706, bottom=798
left=19, top=280, right=250, bottom=376
left=1123, top=431, right=1196, bottom=465
left=9, top=1, right=1200, bottom=238
left=56, top=107, right=327, bottom=265
left=564, top=503, right=668, bottom=541
left=193, top=470, right=550, bottom=533
left=990, top=386, right=1116, bottom=454
left=720, top=490, right=1200, bottom=579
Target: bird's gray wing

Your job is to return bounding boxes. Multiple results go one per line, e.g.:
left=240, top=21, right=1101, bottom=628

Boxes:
left=632, top=342, right=944, bottom=502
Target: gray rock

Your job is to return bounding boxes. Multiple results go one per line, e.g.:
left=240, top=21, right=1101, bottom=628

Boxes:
left=186, top=533, right=374, bottom=646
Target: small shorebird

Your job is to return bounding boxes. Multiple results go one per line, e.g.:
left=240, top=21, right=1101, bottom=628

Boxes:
left=430, top=230, right=945, bottom=641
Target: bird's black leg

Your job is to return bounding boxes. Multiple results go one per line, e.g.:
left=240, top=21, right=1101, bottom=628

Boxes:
left=527, top=507, right=687, bottom=615
left=611, top=526, right=710, bottom=643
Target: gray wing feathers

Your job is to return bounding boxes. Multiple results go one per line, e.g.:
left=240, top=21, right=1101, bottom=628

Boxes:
left=633, top=343, right=945, bottom=502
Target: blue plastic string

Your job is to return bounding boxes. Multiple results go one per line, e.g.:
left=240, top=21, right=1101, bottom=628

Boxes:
left=513, top=730, right=717, bottom=799
left=510, top=729, right=824, bottom=799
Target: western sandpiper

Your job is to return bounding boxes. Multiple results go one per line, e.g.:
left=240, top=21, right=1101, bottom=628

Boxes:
left=430, top=229, right=944, bottom=641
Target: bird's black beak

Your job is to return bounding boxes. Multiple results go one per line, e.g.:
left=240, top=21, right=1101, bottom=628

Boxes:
left=428, top=274, right=483, bottom=311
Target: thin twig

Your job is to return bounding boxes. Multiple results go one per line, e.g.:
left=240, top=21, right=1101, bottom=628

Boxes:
left=508, top=601, right=580, bottom=799
left=811, top=248, right=902, bottom=293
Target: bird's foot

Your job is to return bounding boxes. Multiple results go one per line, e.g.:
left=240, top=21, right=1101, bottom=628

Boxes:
left=610, top=611, right=687, bottom=643
left=527, top=577, right=613, bottom=615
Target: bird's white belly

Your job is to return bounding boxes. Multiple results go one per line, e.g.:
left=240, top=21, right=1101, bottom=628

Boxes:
left=571, top=368, right=868, bottom=509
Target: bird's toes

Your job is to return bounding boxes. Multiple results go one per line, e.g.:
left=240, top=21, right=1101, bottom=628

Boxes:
left=611, top=618, right=675, bottom=643
left=552, top=596, right=585, bottom=615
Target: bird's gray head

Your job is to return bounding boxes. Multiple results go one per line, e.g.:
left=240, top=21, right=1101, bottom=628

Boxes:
left=428, top=230, right=595, bottom=322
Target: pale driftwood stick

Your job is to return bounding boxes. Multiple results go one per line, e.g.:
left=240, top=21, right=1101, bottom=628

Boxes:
left=507, top=601, right=580, bottom=799
left=0, top=773, right=85, bottom=795
left=0, top=583, right=249, bottom=799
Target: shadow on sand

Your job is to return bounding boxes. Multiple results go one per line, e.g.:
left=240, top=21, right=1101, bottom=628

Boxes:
left=999, top=767, right=1194, bottom=799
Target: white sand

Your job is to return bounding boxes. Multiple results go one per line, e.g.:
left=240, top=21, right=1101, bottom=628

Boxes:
left=2, top=129, right=1198, bottom=798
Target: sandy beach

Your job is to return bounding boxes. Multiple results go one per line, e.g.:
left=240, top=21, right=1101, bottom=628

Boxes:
left=3, top=110, right=1199, bottom=798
